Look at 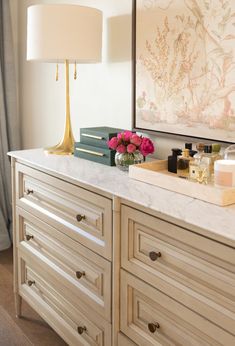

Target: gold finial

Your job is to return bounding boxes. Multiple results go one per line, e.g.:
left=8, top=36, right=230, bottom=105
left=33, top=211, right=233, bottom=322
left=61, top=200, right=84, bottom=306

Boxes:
left=74, top=61, right=77, bottom=80
left=56, top=63, right=59, bottom=81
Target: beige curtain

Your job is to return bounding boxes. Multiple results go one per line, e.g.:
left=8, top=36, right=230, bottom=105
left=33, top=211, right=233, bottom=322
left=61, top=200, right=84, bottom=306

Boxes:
left=0, top=0, right=20, bottom=250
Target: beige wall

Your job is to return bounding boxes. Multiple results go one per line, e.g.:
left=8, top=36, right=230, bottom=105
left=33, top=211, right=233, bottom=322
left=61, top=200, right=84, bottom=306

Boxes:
left=16, top=0, right=212, bottom=159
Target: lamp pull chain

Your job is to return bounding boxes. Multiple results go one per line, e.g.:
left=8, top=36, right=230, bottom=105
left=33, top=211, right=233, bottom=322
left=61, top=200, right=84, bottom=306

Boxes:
left=74, top=61, right=77, bottom=80
left=56, top=63, right=59, bottom=81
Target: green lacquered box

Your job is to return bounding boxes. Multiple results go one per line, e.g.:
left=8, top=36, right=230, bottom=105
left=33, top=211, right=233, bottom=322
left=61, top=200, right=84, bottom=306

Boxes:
left=80, top=126, right=123, bottom=148
left=74, top=142, right=116, bottom=166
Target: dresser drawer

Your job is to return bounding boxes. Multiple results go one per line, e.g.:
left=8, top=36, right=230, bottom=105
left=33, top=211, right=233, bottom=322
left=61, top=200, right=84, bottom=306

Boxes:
left=18, top=252, right=111, bottom=346
left=120, top=270, right=235, bottom=346
left=16, top=207, right=111, bottom=322
left=121, top=205, right=235, bottom=335
left=15, top=163, right=112, bottom=260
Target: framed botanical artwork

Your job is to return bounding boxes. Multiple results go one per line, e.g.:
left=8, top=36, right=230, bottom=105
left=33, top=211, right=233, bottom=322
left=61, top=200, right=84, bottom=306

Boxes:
left=133, top=0, right=235, bottom=143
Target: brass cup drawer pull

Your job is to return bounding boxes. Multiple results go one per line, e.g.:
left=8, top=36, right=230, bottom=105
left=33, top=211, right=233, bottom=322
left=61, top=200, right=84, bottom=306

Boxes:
left=77, top=326, right=87, bottom=335
left=25, top=234, right=34, bottom=241
left=149, top=251, right=161, bottom=261
left=26, top=189, right=34, bottom=195
left=76, top=271, right=85, bottom=279
left=76, top=214, right=85, bottom=222
left=148, top=322, right=160, bottom=333
left=27, top=280, right=35, bottom=287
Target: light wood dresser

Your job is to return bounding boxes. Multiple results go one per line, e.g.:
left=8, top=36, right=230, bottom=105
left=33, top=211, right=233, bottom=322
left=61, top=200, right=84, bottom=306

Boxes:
left=9, top=149, right=235, bottom=346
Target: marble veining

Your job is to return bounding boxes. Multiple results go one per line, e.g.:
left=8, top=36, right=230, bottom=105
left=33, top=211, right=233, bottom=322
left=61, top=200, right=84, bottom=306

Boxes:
left=9, top=149, right=235, bottom=246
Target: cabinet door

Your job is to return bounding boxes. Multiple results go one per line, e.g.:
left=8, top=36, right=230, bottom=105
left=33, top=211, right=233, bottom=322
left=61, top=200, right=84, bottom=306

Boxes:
left=120, top=270, right=235, bottom=346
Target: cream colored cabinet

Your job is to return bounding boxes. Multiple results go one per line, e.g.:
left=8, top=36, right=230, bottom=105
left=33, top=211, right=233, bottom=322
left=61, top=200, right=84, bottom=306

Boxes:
left=10, top=155, right=235, bottom=346
left=12, top=162, right=113, bottom=346
left=120, top=204, right=235, bottom=345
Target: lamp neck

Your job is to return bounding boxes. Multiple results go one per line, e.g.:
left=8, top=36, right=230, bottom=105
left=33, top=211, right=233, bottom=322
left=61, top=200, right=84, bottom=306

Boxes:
left=63, top=59, right=74, bottom=142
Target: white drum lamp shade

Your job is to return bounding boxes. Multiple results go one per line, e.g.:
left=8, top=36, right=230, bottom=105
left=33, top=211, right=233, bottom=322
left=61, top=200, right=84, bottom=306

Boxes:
left=27, top=4, right=102, bottom=63
left=26, top=4, right=103, bottom=155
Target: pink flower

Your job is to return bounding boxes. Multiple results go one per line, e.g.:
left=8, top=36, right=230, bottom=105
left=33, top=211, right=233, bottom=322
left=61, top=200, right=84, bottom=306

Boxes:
left=123, top=131, right=133, bottom=142
left=117, top=132, right=124, bottom=140
left=116, top=144, right=126, bottom=154
left=140, top=137, right=154, bottom=156
left=108, top=137, right=119, bottom=150
left=117, top=131, right=133, bottom=142
left=130, top=134, right=142, bottom=147
left=127, top=144, right=136, bottom=154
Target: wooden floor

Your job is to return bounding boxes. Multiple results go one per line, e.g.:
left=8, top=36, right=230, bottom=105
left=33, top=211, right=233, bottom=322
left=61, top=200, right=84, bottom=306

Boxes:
left=0, top=247, right=67, bottom=346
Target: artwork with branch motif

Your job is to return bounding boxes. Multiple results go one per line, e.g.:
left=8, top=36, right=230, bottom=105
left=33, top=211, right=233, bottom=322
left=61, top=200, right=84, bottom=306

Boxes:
left=135, top=0, right=235, bottom=142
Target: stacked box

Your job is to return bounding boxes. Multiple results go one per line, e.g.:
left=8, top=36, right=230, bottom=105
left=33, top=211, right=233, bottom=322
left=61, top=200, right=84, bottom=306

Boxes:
left=74, top=127, right=123, bottom=166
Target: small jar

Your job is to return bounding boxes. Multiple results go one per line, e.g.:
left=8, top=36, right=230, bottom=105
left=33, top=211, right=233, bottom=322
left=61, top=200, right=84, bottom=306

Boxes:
left=214, top=160, right=235, bottom=187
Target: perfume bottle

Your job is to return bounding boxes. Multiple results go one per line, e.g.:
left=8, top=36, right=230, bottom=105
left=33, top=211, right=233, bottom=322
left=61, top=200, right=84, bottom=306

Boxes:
left=212, top=143, right=222, bottom=163
left=168, top=148, right=182, bottom=173
left=177, top=149, right=192, bottom=179
left=224, top=144, right=235, bottom=160
left=185, top=143, right=197, bottom=157
left=199, top=145, right=213, bottom=183
left=194, top=142, right=205, bottom=159
left=189, top=143, right=205, bottom=181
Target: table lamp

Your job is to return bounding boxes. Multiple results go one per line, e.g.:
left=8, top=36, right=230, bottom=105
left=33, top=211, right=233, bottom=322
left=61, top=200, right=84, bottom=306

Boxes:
left=27, top=4, right=103, bottom=155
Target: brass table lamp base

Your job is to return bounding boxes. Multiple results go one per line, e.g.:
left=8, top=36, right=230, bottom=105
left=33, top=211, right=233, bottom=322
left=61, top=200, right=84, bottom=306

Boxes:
left=45, top=138, right=74, bottom=155
left=45, top=60, right=75, bottom=155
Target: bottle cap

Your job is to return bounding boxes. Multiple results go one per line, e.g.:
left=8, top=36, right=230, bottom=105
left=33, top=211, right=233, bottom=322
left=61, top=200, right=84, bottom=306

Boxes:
left=182, top=149, right=190, bottom=157
left=196, top=142, right=205, bottom=151
left=190, top=150, right=197, bottom=157
left=212, top=143, right=221, bottom=153
left=185, top=143, right=192, bottom=150
left=204, top=145, right=212, bottom=153
left=172, top=148, right=182, bottom=156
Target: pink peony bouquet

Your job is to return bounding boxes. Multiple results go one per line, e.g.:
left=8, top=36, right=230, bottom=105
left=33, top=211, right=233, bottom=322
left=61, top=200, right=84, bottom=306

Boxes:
left=107, top=131, right=154, bottom=157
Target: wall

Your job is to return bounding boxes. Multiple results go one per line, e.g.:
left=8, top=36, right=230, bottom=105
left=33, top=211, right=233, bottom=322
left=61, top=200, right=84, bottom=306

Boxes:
left=17, top=0, right=220, bottom=159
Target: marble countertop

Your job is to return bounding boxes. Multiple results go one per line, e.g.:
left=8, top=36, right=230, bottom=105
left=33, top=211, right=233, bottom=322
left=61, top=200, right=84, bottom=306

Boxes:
left=9, top=149, right=235, bottom=246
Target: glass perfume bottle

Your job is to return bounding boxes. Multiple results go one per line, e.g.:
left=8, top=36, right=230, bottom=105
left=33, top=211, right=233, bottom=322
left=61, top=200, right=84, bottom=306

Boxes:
left=199, top=145, right=213, bottom=183
left=224, top=144, right=235, bottom=160
left=212, top=143, right=222, bottom=163
left=177, top=149, right=192, bottom=179
left=185, top=143, right=197, bottom=157
left=189, top=143, right=205, bottom=181
left=195, top=143, right=205, bottom=159
left=168, top=148, right=182, bottom=173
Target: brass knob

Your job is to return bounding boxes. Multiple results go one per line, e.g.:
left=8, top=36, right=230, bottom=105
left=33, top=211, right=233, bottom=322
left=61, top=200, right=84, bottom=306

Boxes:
left=76, top=271, right=85, bottom=279
left=149, top=251, right=161, bottom=261
left=25, top=234, right=34, bottom=241
left=26, top=189, right=34, bottom=195
left=148, top=322, right=160, bottom=333
left=77, top=326, right=87, bottom=335
left=76, top=214, right=85, bottom=222
left=27, top=280, right=35, bottom=287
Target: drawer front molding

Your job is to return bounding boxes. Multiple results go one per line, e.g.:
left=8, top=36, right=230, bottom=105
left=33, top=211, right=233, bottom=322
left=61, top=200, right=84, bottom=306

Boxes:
left=121, top=205, right=235, bottom=335
left=15, top=163, right=112, bottom=260
left=16, top=208, right=112, bottom=322
left=18, top=252, right=111, bottom=346
left=120, top=270, right=235, bottom=346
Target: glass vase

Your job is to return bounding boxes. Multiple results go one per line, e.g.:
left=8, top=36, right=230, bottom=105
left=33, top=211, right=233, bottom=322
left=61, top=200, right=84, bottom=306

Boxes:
left=115, top=151, right=144, bottom=171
